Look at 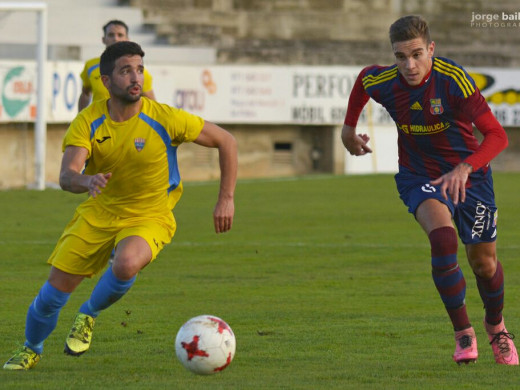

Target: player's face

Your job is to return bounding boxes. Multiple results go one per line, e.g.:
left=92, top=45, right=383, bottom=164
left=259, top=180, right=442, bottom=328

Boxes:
left=102, top=24, right=128, bottom=47
left=105, top=55, right=144, bottom=103
left=392, top=38, right=435, bottom=86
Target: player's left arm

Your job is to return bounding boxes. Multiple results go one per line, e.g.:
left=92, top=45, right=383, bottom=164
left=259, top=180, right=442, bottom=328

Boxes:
left=431, top=91, right=508, bottom=205
left=142, top=89, right=156, bottom=101
left=142, top=69, right=156, bottom=101
left=193, top=121, right=238, bottom=233
left=430, top=162, right=473, bottom=205
left=464, top=110, right=508, bottom=170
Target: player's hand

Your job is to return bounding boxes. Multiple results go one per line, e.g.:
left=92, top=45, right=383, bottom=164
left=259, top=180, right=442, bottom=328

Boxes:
left=88, top=172, right=112, bottom=198
left=213, top=197, right=235, bottom=233
left=341, top=125, right=372, bottom=156
left=430, top=163, right=473, bottom=205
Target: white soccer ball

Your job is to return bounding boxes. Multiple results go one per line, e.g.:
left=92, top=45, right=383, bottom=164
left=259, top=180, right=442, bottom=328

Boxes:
left=175, top=314, right=236, bottom=375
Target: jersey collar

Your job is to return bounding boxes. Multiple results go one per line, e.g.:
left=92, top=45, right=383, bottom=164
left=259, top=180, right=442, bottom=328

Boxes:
left=399, top=65, right=433, bottom=89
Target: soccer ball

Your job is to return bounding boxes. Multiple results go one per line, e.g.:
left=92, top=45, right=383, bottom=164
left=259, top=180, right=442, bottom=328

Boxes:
left=175, top=315, right=236, bottom=375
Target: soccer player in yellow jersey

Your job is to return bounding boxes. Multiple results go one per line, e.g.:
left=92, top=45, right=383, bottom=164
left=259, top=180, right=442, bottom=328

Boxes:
left=78, top=20, right=155, bottom=111
left=3, top=41, right=237, bottom=370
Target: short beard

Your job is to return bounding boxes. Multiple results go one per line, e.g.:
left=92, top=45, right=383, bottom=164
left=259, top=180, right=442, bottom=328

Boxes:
left=111, top=85, right=141, bottom=104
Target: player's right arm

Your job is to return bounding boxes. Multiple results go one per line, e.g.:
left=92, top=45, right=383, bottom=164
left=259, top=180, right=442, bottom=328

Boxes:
left=59, top=145, right=111, bottom=197
left=78, top=86, right=92, bottom=112
left=341, top=125, right=372, bottom=156
left=193, top=121, right=237, bottom=234
left=141, top=69, right=156, bottom=101
left=341, top=67, right=372, bottom=156
left=78, top=61, right=94, bottom=111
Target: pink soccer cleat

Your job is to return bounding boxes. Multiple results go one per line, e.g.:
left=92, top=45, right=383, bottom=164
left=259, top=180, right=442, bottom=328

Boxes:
left=453, top=327, right=478, bottom=365
left=485, top=319, right=519, bottom=365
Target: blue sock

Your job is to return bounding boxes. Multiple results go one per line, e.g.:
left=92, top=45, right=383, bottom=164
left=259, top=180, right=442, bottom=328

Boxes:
left=79, top=267, right=136, bottom=318
left=25, top=281, right=70, bottom=354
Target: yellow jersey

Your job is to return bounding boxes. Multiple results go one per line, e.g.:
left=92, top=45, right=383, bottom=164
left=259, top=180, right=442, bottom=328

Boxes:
left=63, top=97, right=204, bottom=222
left=80, top=57, right=153, bottom=104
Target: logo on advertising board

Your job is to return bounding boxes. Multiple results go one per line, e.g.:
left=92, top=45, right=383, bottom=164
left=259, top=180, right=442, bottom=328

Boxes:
left=202, top=69, right=217, bottom=94
left=1, top=66, right=35, bottom=119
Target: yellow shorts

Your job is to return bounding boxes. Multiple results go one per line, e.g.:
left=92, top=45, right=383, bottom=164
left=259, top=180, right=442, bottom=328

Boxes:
left=47, top=203, right=176, bottom=277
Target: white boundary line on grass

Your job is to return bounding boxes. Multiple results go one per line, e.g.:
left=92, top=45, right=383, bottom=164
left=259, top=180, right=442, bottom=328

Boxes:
left=2, top=240, right=520, bottom=250
left=183, top=174, right=355, bottom=187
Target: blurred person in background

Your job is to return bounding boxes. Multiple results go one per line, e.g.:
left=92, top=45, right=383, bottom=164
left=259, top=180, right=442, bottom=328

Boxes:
left=78, top=19, right=155, bottom=111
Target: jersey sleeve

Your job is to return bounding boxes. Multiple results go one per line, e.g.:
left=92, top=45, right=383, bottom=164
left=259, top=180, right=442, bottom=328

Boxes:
left=464, top=110, right=508, bottom=171
left=436, top=59, right=490, bottom=121
left=80, top=62, right=91, bottom=89
left=167, top=106, right=205, bottom=145
left=456, top=87, right=490, bottom=123
left=343, top=67, right=371, bottom=127
left=62, top=113, right=92, bottom=157
left=143, top=68, right=153, bottom=93
left=445, top=68, right=505, bottom=170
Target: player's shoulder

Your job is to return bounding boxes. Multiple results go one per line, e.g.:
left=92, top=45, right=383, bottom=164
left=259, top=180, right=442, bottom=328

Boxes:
left=432, top=56, right=476, bottom=98
left=138, top=97, right=176, bottom=125
left=141, top=97, right=170, bottom=114
left=361, top=64, right=399, bottom=90
left=83, top=57, right=101, bottom=75
left=81, top=98, right=106, bottom=115
left=141, top=97, right=193, bottom=117
left=75, top=100, right=107, bottom=129
left=84, top=57, right=100, bottom=68
left=139, top=98, right=203, bottom=141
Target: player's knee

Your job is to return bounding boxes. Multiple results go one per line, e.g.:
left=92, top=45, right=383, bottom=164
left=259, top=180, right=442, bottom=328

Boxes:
left=466, top=243, right=497, bottom=279
left=111, top=263, right=138, bottom=281
left=111, top=254, right=145, bottom=280
left=470, top=256, right=497, bottom=279
left=428, top=226, right=458, bottom=259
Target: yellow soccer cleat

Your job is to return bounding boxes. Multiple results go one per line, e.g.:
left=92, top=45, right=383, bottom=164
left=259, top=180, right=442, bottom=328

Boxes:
left=3, top=346, right=41, bottom=370
left=64, top=313, right=95, bottom=356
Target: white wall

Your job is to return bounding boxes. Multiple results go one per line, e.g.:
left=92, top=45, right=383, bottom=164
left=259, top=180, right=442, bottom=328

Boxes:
left=344, top=125, right=398, bottom=174
left=0, top=0, right=216, bottom=63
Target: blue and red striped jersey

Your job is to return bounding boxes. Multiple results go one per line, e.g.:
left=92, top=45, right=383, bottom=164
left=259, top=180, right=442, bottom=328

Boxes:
left=361, top=56, right=491, bottom=183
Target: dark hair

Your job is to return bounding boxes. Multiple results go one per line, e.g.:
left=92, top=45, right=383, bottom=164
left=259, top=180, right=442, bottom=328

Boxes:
left=389, top=15, right=431, bottom=44
left=100, top=41, right=145, bottom=76
left=102, top=20, right=129, bottom=36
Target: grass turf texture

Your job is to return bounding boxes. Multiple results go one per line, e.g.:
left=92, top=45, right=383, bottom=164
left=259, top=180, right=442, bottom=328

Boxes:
left=1, top=173, right=520, bottom=389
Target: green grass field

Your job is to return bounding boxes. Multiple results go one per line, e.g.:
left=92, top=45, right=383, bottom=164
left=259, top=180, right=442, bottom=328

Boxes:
left=1, top=173, right=520, bottom=389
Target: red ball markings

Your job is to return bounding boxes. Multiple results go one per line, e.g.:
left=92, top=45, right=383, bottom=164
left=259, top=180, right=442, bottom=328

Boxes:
left=209, top=317, right=233, bottom=335
left=181, top=335, right=209, bottom=361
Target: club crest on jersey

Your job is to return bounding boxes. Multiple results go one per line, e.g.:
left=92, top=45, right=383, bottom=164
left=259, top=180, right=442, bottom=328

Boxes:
left=134, top=138, right=145, bottom=152
left=430, top=98, right=444, bottom=115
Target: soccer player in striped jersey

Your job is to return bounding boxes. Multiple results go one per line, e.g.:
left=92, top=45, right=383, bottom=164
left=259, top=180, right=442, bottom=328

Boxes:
left=78, top=20, right=155, bottom=111
left=342, top=15, right=518, bottom=365
left=4, top=41, right=237, bottom=370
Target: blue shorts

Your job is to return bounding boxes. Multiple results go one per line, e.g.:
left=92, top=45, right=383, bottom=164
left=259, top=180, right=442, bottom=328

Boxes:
left=395, top=170, right=497, bottom=245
